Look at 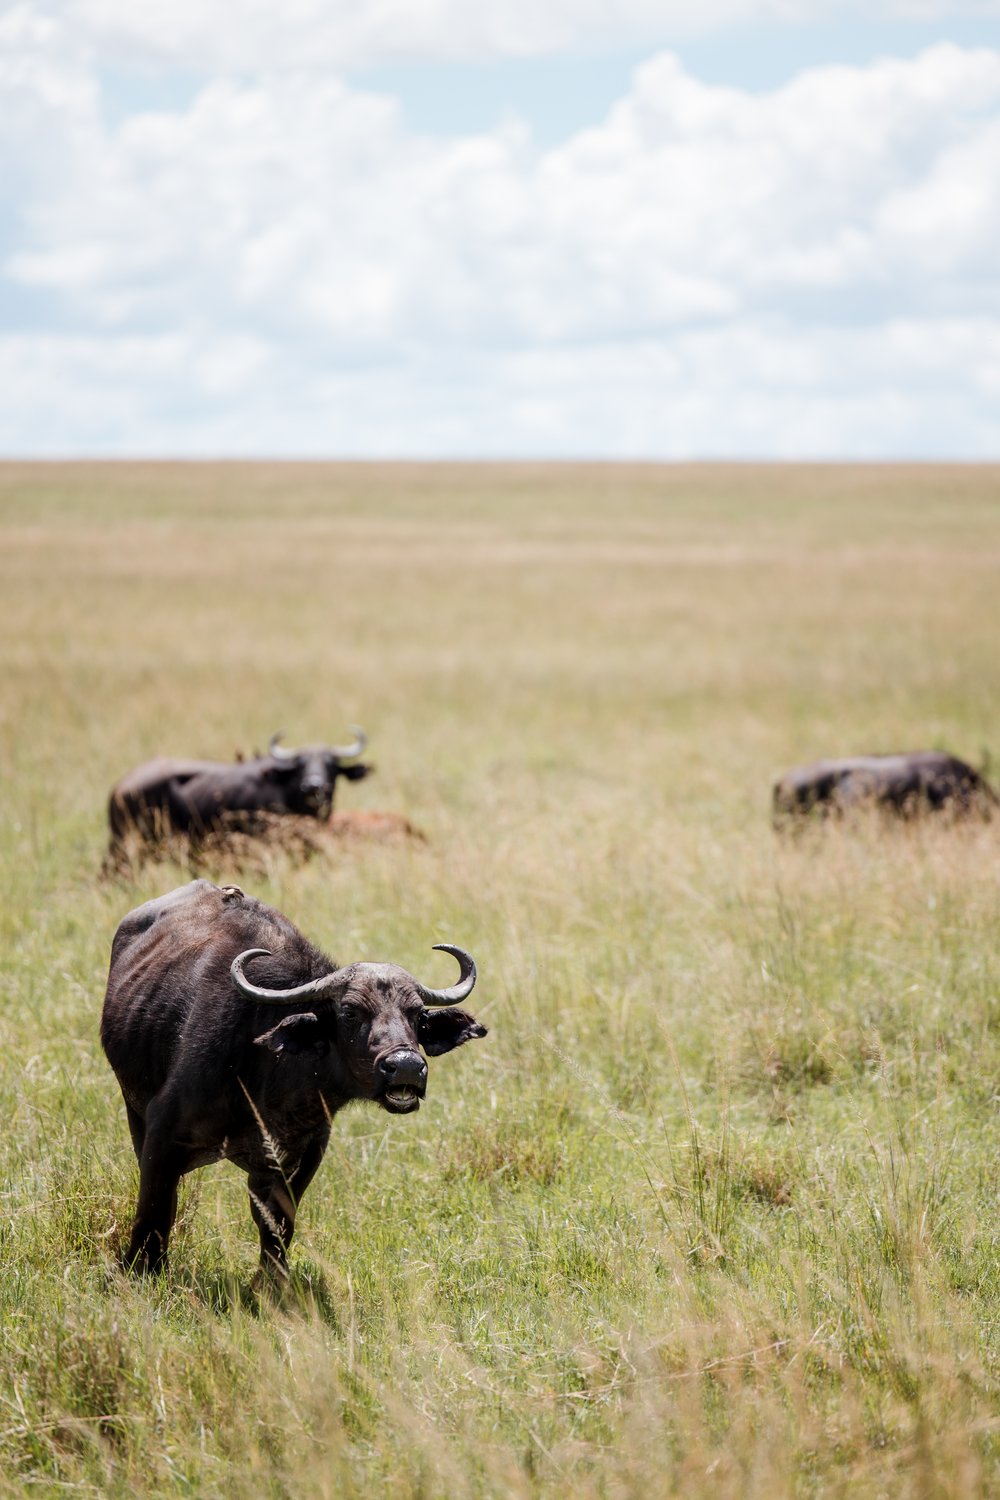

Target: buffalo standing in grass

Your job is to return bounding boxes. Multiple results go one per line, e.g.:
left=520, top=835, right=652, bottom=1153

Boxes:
left=108, top=729, right=371, bottom=851
left=101, top=880, right=486, bottom=1278
left=772, top=751, right=998, bottom=826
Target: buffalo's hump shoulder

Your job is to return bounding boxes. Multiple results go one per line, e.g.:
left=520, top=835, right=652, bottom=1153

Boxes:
left=106, top=880, right=334, bottom=996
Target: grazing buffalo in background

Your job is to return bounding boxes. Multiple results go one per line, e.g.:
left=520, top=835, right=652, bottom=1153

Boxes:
left=108, top=729, right=371, bottom=849
left=100, top=880, right=486, bottom=1278
left=773, top=751, right=998, bottom=826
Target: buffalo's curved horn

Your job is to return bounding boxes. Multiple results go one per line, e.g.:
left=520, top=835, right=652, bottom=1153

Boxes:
left=268, top=732, right=296, bottom=761
left=230, top=948, right=350, bottom=1005
left=415, top=944, right=477, bottom=1007
left=269, top=728, right=367, bottom=760
left=330, top=726, right=367, bottom=759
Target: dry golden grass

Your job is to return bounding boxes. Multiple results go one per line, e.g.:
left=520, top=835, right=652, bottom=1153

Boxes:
left=0, top=461, right=998, bottom=1497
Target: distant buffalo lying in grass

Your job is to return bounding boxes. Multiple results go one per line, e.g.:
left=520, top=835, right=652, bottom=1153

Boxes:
left=110, top=728, right=370, bottom=842
left=108, top=729, right=373, bottom=860
left=101, top=880, right=486, bottom=1280
left=773, top=751, right=998, bottom=827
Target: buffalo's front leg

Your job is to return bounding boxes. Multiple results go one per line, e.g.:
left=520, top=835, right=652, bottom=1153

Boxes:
left=126, top=1132, right=186, bottom=1273
left=248, top=1136, right=327, bottom=1279
left=125, top=1102, right=146, bottom=1161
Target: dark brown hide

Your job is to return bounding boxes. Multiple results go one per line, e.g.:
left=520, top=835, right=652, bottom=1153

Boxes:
left=108, top=738, right=372, bottom=849
left=100, top=881, right=485, bottom=1277
left=772, top=751, right=997, bottom=825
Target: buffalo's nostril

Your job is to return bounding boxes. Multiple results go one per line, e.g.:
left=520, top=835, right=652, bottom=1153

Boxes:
left=379, top=1050, right=427, bottom=1088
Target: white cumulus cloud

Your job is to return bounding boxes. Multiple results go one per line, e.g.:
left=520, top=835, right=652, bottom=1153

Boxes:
left=2, top=3, right=1000, bottom=454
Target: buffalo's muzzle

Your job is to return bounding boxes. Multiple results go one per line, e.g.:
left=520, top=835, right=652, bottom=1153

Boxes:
left=378, top=1049, right=427, bottom=1113
left=301, top=791, right=333, bottom=818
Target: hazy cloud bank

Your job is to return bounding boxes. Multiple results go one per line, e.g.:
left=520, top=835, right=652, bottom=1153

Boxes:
left=2, top=3, right=999, bottom=455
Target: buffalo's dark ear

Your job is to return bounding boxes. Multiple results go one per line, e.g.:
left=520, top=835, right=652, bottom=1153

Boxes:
left=254, top=1012, right=324, bottom=1054
left=341, top=762, right=372, bottom=782
left=418, top=1009, right=488, bottom=1057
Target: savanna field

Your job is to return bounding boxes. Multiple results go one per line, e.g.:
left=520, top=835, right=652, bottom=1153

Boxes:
left=1, top=461, right=999, bottom=1498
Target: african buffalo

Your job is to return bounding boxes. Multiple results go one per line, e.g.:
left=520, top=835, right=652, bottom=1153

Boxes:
left=100, top=880, right=486, bottom=1278
left=108, top=729, right=371, bottom=849
left=773, top=751, right=997, bottom=825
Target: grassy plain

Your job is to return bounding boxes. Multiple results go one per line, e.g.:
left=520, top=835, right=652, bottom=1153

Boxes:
left=1, top=461, right=999, bottom=1497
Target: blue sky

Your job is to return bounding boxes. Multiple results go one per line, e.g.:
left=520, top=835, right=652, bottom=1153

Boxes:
left=2, top=1, right=999, bottom=456
left=354, top=18, right=1000, bottom=142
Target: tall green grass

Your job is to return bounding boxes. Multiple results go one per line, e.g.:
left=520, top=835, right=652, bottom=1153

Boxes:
left=0, top=462, right=998, bottom=1496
